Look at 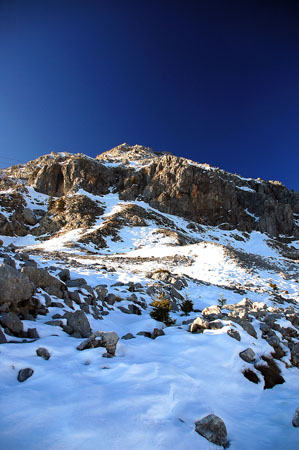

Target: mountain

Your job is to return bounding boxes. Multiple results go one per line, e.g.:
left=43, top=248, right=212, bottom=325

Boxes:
left=0, top=144, right=298, bottom=449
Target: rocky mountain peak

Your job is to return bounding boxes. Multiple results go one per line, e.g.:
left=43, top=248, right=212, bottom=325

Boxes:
left=96, top=143, right=170, bottom=165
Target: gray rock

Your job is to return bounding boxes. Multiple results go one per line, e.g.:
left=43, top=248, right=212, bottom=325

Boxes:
left=189, top=317, right=210, bottom=333
left=58, top=269, right=70, bottom=282
left=121, top=332, right=135, bottom=340
left=231, top=318, right=257, bottom=339
left=105, top=293, right=117, bottom=305
left=36, top=347, right=50, bottom=360
left=0, top=312, right=23, bottom=335
left=0, top=264, right=34, bottom=307
left=45, top=320, right=63, bottom=327
left=195, top=414, right=228, bottom=447
left=23, top=208, right=38, bottom=225
left=265, top=333, right=280, bottom=347
left=0, top=327, right=7, bottom=343
left=17, top=368, right=34, bottom=382
left=3, top=257, right=16, bottom=268
left=136, top=331, right=152, bottom=338
left=292, top=407, right=299, bottom=427
left=21, top=266, right=64, bottom=291
left=94, top=285, right=108, bottom=300
left=209, top=320, right=223, bottom=330
left=227, top=328, right=241, bottom=341
left=69, top=290, right=81, bottom=304
left=170, top=287, right=184, bottom=301
left=27, top=328, right=40, bottom=339
left=236, top=297, right=253, bottom=309
left=151, top=328, right=165, bottom=339
left=77, top=330, right=119, bottom=355
left=239, top=348, right=255, bottom=363
left=65, top=278, right=87, bottom=287
left=65, top=310, right=91, bottom=338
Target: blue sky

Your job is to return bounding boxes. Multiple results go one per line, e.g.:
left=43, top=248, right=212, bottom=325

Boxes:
left=0, top=0, right=299, bottom=190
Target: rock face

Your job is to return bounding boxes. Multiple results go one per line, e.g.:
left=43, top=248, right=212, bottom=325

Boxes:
left=195, top=414, right=228, bottom=447
left=4, top=146, right=299, bottom=237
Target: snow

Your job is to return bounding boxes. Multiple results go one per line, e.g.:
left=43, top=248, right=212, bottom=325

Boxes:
left=237, top=185, right=256, bottom=193
left=0, top=187, right=298, bottom=450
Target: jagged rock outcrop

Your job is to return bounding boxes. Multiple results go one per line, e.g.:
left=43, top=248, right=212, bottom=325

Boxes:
left=2, top=144, right=299, bottom=237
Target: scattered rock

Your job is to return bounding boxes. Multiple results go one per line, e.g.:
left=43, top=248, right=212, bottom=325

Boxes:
left=65, top=278, right=87, bottom=288
left=195, top=414, right=228, bottom=447
left=292, top=407, right=299, bottom=427
left=77, top=331, right=119, bottom=355
left=36, top=347, right=50, bottom=360
left=27, top=328, right=40, bottom=339
left=136, top=331, right=152, bottom=338
left=209, top=320, right=223, bottom=330
left=23, top=208, right=37, bottom=226
left=239, top=348, right=255, bottom=363
left=65, top=310, right=91, bottom=338
left=242, top=368, right=260, bottom=384
left=227, top=328, right=241, bottom=341
left=0, top=327, right=7, bottom=343
left=0, top=264, right=34, bottom=310
left=17, top=368, right=34, bottom=382
left=94, top=284, right=108, bottom=300
left=58, top=269, right=70, bottom=282
left=189, top=317, right=210, bottom=333
left=202, top=305, right=222, bottom=319
left=0, top=312, right=24, bottom=335
left=121, top=332, right=135, bottom=340
left=21, top=266, right=64, bottom=292
left=151, top=328, right=165, bottom=339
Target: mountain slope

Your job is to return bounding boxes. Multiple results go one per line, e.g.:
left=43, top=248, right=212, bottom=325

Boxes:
left=0, top=145, right=298, bottom=449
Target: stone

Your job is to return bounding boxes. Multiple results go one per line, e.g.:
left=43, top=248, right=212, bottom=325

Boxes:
left=121, top=332, right=135, bottom=340
left=195, top=414, right=228, bottom=447
left=36, top=347, right=50, bottom=360
left=170, top=287, right=184, bottom=301
left=136, top=331, right=152, bottom=338
left=292, top=407, right=299, bottom=427
left=17, top=368, right=34, bottom=382
left=232, top=319, right=257, bottom=339
left=94, top=285, right=108, bottom=300
left=23, top=208, right=38, bottom=225
left=45, top=320, right=63, bottom=327
left=265, top=334, right=280, bottom=347
left=21, top=266, right=64, bottom=291
left=189, top=317, right=210, bottom=333
left=77, top=331, right=119, bottom=355
left=65, top=310, right=91, bottom=338
left=0, top=312, right=24, bottom=335
left=209, top=320, right=223, bottom=330
left=3, top=257, right=16, bottom=268
left=202, top=305, right=222, bottom=319
left=27, top=328, right=40, bottom=339
left=239, top=348, right=255, bottom=363
left=65, top=278, right=87, bottom=287
left=151, top=328, right=165, bottom=339
left=0, top=264, right=34, bottom=307
left=105, top=293, right=117, bottom=305
left=0, top=327, right=7, bottom=343
left=236, top=297, right=253, bottom=309
left=58, top=269, right=70, bottom=282
left=227, top=328, right=241, bottom=341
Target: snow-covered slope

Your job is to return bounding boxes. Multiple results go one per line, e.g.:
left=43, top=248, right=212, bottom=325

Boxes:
left=0, top=148, right=298, bottom=449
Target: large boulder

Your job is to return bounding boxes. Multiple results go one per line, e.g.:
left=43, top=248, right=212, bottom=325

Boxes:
left=0, top=312, right=24, bottom=336
left=23, top=208, right=37, bottom=225
left=0, top=264, right=34, bottom=311
left=21, top=267, right=65, bottom=291
left=64, top=310, right=91, bottom=338
left=195, top=414, right=228, bottom=447
left=189, top=317, right=210, bottom=333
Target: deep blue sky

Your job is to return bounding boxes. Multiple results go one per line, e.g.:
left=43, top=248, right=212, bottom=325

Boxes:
left=0, top=0, right=299, bottom=190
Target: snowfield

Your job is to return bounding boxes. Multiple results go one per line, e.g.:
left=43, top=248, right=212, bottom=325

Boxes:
left=0, top=187, right=298, bottom=450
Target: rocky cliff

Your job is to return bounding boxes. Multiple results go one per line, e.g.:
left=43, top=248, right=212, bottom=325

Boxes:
left=1, top=143, right=299, bottom=238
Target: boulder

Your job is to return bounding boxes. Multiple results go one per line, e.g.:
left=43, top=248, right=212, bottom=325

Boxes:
left=189, top=317, right=210, bottom=333
left=227, top=328, right=241, bottom=341
left=239, top=348, right=255, bottom=363
left=0, top=264, right=34, bottom=308
left=94, top=285, right=108, bottom=300
left=0, top=327, right=7, bottom=343
left=21, top=266, right=64, bottom=291
left=151, top=328, right=165, bottom=339
left=77, top=330, right=119, bottom=355
left=36, top=347, right=50, bottom=360
left=202, top=305, right=222, bottom=319
left=65, top=310, right=91, bottom=338
left=65, top=278, right=87, bottom=287
left=17, top=368, right=34, bottom=382
left=23, top=208, right=38, bottom=225
left=58, top=269, right=70, bottom=282
left=121, top=332, right=135, bottom=340
left=195, top=414, right=228, bottom=447
left=0, top=312, right=24, bottom=335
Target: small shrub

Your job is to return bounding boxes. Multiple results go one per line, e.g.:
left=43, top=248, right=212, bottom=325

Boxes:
left=217, top=294, right=227, bottom=308
left=150, top=291, right=175, bottom=326
left=181, top=299, right=194, bottom=315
